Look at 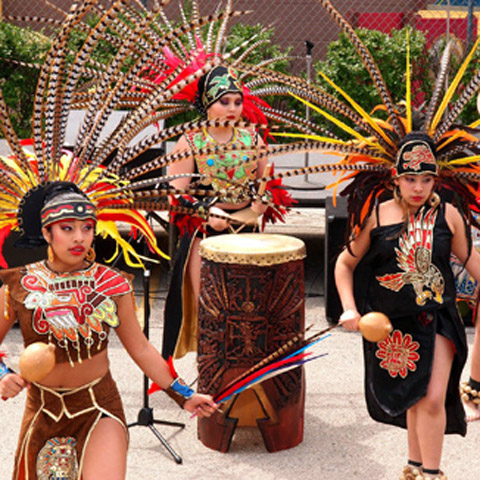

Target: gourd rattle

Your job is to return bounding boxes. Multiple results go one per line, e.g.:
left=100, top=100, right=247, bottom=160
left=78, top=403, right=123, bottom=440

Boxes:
left=19, top=342, right=56, bottom=383
left=358, top=312, right=393, bottom=342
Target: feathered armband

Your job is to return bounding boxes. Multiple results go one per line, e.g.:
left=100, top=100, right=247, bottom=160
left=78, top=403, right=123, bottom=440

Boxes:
left=170, top=195, right=217, bottom=237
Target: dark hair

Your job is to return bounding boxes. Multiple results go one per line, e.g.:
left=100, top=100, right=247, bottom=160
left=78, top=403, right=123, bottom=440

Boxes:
left=193, top=73, right=208, bottom=117
left=43, top=181, right=88, bottom=205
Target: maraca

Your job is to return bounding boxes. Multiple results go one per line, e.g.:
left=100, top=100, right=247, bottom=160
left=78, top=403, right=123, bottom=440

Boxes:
left=19, top=342, right=56, bottom=383
left=358, top=312, right=393, bottom=342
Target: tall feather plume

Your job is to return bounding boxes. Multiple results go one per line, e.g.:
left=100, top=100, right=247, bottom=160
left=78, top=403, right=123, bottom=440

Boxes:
left=423, top=40, right=454, bottom=130
left=32, top=0, right=96, bottom=180
left=405, top=29, right=412, bottom=133
left=214, top=0, right=233, bottom=55
left=434, top=69, right=480, bottom=142
left=191, top=0, right=201, bottom=40
left=77, top=8, right=244, bottom=181
left=54, top=0, right=131, bottom=176
left=73, top=1, right=166, bottom=165
left=0, top=90, right=36, bottom=184
left=206, top=2, right=223, bottom=53
left=317, top=0, right=403, bottom=138
left=428, top=35, right=480, bottom=135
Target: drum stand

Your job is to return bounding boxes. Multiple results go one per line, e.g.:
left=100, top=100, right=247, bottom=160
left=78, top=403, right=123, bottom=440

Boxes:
left=126, top=216, right=185, bottom=464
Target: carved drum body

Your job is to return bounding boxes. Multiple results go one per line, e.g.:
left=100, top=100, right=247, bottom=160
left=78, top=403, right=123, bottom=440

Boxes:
left=197, top=233, right=306, bottom=452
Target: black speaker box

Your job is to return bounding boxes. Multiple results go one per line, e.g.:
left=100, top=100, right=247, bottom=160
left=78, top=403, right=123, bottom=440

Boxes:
left=324, top=196, right=348, bottom=324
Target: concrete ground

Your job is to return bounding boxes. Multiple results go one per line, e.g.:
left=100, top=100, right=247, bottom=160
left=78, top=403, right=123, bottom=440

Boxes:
left=1, top=208, right=480, bottom=479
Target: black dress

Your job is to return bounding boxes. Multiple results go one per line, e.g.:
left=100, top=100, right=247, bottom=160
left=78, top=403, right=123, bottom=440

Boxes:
left=359, top=203, right=467, bottom=435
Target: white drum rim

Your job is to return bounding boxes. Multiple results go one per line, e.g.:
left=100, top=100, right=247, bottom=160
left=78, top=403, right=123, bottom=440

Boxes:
left=199, top=233, right=306, bottom=266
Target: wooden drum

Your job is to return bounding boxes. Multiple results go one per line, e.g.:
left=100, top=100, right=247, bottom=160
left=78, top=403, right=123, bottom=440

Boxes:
left=197, top=233, right=306, bottom=452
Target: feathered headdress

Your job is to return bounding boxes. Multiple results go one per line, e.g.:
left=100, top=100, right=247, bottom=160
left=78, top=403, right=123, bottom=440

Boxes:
left=0, top=0, right=300, bottom=267
left=256, top=0, right=480, bottom=242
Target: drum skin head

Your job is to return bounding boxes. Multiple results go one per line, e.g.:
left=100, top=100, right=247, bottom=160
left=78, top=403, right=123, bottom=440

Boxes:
left=199, top=233, right=306, bottom=266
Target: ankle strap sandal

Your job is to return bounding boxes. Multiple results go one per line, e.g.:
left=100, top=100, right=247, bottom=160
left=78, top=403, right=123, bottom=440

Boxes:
left=415, top=471, right=447, bottom=480
left=400, top=464, right=421, bottom=480
left=461, top=381, right=480, bottom=405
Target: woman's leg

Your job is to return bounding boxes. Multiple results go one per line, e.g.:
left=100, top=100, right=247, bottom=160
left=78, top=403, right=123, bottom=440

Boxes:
left=186, top=236, right=202, bottom=304
left=413, top=334, right=454, bottom=471
left=406, top=406, right=422, bottom=464
left=82, top=417, right=128, bottom=480
left=463, top=309, right=480, bottom=421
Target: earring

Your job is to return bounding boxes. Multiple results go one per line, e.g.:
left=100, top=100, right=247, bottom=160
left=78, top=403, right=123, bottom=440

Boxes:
left=47, top=245, right=54, bottom=263
left=393, top=185, right=402, bottom=205
left=429, top=191, right=440, bottom=209
left=85, top=247, right=96, bottom=263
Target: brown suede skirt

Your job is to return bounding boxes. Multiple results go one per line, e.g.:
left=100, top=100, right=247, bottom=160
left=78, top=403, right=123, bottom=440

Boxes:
left=13, top=370, right=127, bottom=480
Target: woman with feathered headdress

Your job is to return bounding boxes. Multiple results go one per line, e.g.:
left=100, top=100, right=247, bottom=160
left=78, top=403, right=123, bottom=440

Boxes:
left=161, top=64, right=277, bottom=360
left=259, top=1, right=480, bottom=478
left=0, top=2, right=231, bottom=478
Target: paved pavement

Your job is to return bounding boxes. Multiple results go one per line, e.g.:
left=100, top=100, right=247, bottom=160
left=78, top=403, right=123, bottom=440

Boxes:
left=1, top=210, right=480, bottom=479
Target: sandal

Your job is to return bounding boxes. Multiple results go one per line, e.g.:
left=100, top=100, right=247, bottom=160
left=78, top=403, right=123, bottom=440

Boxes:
left=460, top=381, right=480, bottom=422
left=415, top=471, right=447, bottom=480
left=399, top=464, right=421, bottom=480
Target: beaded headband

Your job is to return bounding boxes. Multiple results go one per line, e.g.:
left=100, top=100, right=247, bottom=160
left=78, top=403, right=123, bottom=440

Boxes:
left=41, top=192, right=97, bottom=229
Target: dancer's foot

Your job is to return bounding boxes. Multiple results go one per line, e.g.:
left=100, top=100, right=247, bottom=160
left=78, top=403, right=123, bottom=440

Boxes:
left=415, top=471, right=447, bottom=480
left=399, top=464, right=421, bottom=480
left=460, top=380, right=480, bottom=422
left=463, top=398, right=480, bottom=422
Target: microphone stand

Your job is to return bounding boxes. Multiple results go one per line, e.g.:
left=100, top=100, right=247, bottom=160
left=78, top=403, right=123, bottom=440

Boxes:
left=127, top=214, right=185, bottom=464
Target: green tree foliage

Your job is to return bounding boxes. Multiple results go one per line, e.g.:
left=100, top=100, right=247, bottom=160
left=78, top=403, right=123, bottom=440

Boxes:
left=313, top=27, right=432, bottom=138
left=0, top=22, right=50, bottom=137
left=0, top=17, right=290, bottom=138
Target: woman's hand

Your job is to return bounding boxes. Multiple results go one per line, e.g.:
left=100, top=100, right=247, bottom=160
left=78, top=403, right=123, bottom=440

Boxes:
left=250, top=200, right=268, bottom=215
left=183, top=393, right=218, bottom=418
left=339, top=309, right=361, bottom=332
left=0, top=373, right=28, bottom=400
left=208, top=206, right=230, bottom=231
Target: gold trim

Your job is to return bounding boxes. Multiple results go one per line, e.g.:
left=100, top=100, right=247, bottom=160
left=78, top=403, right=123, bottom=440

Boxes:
left=199, top=233, right=306, bottom=266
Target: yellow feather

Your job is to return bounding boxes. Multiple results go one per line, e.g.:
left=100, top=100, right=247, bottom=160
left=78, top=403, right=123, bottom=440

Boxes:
left=289, top=91, right=382, bottom=150
left=447, top=155, right=480, bottom=165
left=272, top=132, right=351, bottom=145
left=317, top=72, right=394, bottom=151
left=96, top=220, right=161, bottom=268
left=405, top=29, right=412, bottom=133
left=469, top=118, right=480, bottom=128
left=429, top=35, right=480, bottom=134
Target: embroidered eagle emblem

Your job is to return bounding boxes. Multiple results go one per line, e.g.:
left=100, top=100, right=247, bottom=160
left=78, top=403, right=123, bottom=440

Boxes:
left=376, top=207, right=444, bottom=306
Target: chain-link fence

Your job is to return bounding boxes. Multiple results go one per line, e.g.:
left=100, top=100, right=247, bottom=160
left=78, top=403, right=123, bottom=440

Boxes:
left=3, top=0, right=480, bottom=71
left=1, top=0, right=480, bottom=135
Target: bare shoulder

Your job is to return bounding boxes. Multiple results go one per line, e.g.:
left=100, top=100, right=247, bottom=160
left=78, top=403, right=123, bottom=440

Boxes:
left=444, top=202, right=463, bottom=234
left=375, top=199, right=403, bottom=226
left=171, top=134, right=189, bottom=152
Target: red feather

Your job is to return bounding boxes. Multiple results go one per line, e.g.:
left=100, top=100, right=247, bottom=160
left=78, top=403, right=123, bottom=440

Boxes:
left=0, top=225, right=13, bottom=268
left=262, top=166, right=296, bottom=229
left=147, top=356, right=179, bottom=396
left=169, top=195, right=206, bottom=237
left=215, top=352, right=310, bottom=403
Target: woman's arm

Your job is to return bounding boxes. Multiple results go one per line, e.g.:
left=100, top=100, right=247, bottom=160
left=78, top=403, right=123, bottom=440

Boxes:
left=114, top=293, right=217, bottom=416
left=251, top=134, right=268, bottom=215
left=168, top=135, right=195, bottom=192
left=0, top=286, right=29, bottom=400
left=447, top=203, right=480, bottom=283
left=334, top=214, right=374, bottom=330
left=169, top=134, right=229, bottom=232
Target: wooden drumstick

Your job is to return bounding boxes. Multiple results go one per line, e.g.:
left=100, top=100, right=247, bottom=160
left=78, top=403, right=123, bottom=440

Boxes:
left=257, top=163, right=273, bottom=198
